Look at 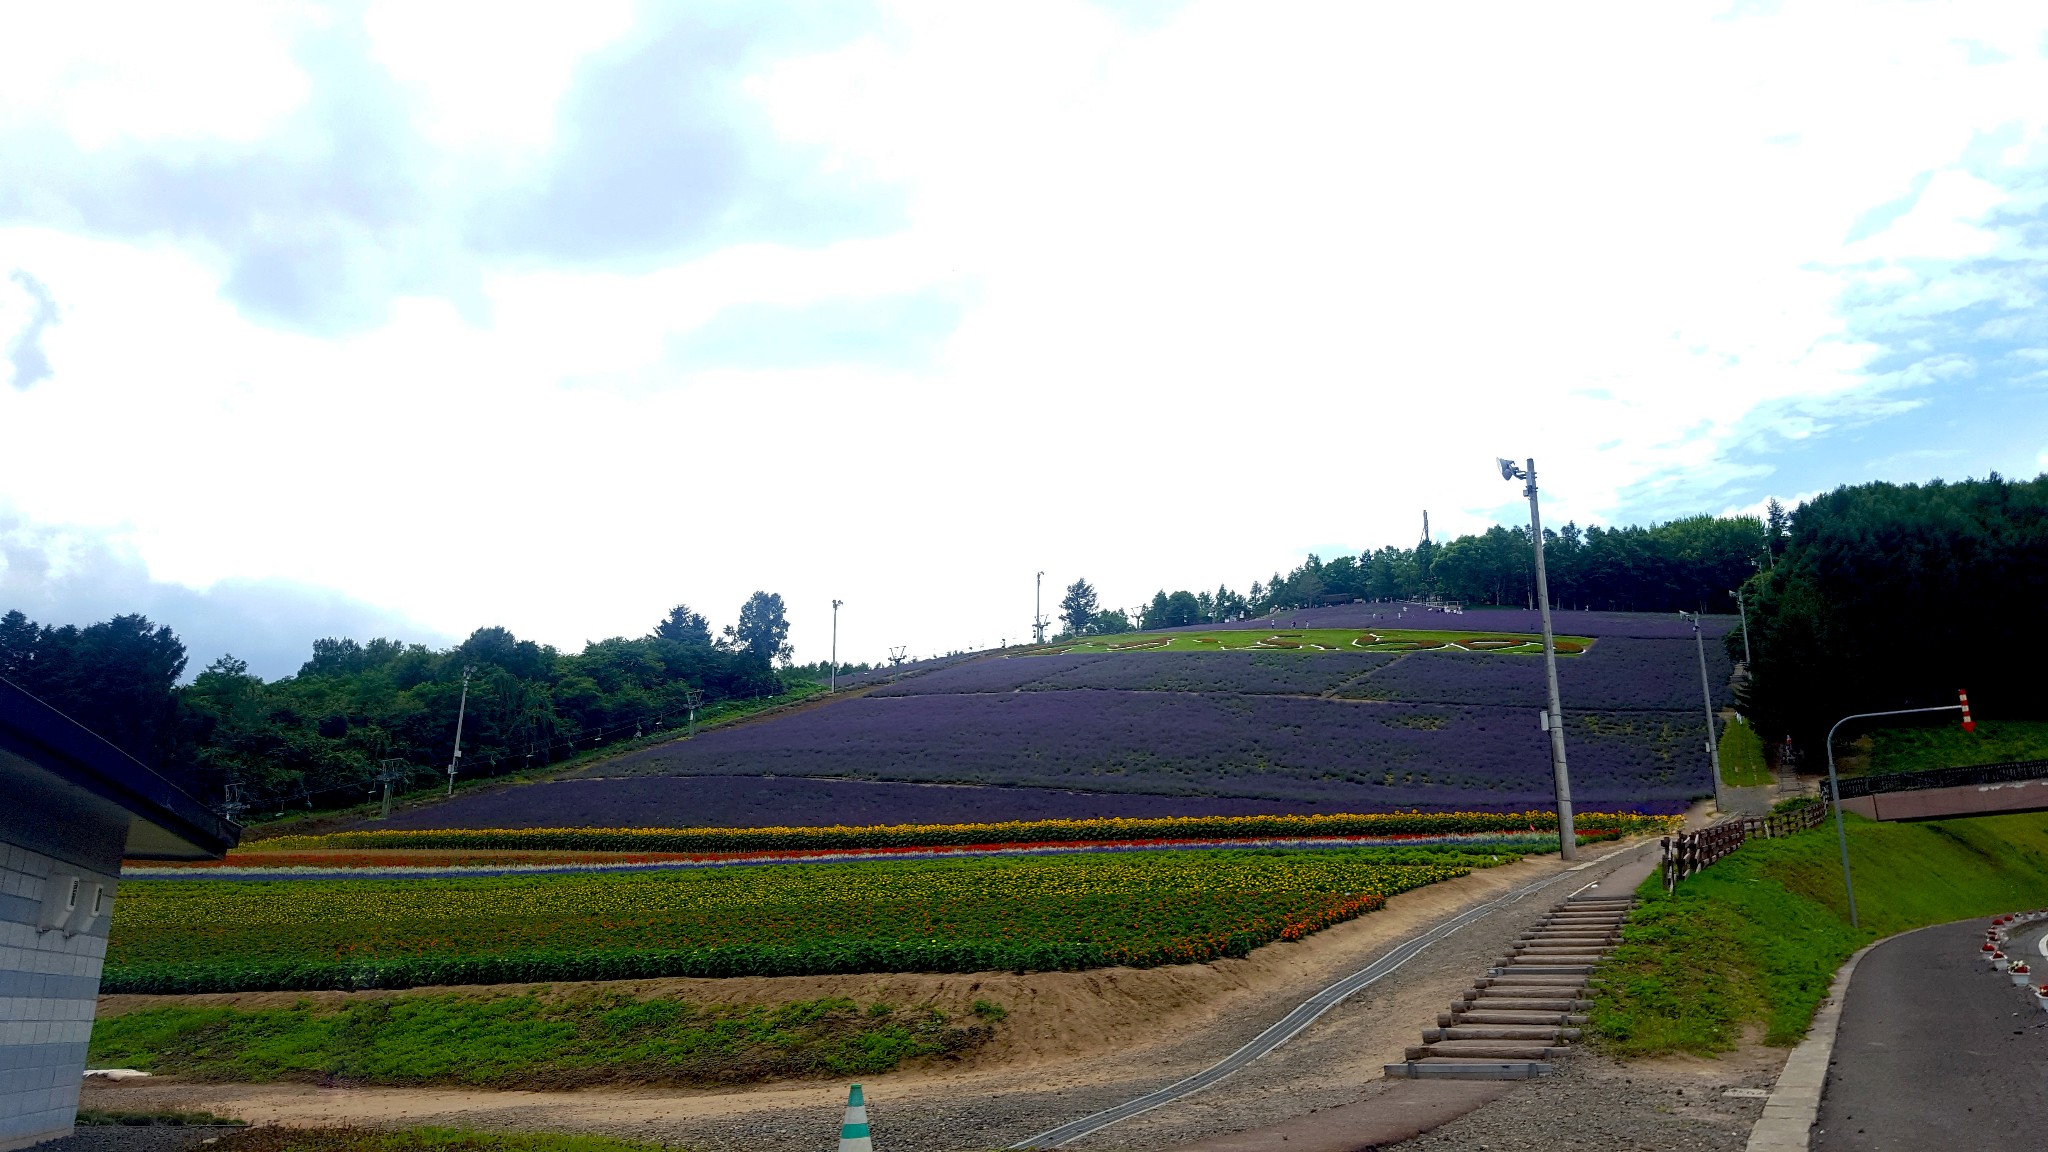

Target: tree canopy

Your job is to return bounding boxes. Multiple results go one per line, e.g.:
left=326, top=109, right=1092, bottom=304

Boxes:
left=1735, top=474, right=2048, bottom=752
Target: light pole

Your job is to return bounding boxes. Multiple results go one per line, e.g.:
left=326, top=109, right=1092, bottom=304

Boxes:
left=1034, top=571, right=1047, bottom=644
left=1821, top=698, right=1969, bottom=929
left=1730, top=588, right=1753, bottom=665
left=447, top=664, right=474, bottom=796
left=1681, top=612, right=1721, bottom=785
left=1497, top=457, right=1575, bottom=860
left=829, top=599, right=844, bottom=694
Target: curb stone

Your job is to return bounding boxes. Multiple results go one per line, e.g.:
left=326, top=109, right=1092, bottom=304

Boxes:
left=1744, top=941, right=1874, bottom=1152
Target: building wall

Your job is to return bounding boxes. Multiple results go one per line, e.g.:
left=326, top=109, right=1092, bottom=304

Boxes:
left=0, top=807, right=123, bottom=1152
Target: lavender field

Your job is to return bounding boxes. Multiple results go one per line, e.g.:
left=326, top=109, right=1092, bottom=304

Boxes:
left=575, top=691, right=1705, bottom=812
left=1340, top=638, right=1734, bottom=710
left=871, top=650, right=1401, bottom=698
left=382, top=610, right=1729, bottom=829
left=377, top=774, right=1320, bottom=830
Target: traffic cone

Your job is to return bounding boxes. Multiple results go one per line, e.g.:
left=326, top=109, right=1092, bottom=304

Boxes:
left=839, top=1083, right=873, bottom=1152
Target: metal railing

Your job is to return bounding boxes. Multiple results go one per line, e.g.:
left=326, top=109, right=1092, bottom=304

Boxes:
left=1834, top=758, right=2048, bottom=799
left=1661, top=801, right=1827, bottom=891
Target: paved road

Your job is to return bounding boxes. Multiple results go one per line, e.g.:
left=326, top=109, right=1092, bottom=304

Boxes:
left=1814, top=919, right=2048, bottom=1152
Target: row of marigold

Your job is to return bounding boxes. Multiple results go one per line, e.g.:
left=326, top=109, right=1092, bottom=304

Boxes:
left=248, top=810, right=1682, bottom=855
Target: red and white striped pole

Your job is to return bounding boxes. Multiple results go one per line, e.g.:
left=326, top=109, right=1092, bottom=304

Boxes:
left=1959, top=689, right=1974, bottom=733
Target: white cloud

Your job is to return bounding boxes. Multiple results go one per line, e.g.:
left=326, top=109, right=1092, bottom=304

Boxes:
left=0, top=2, right=314, bottom=148
left=5, top=1, right=2048, bottom=667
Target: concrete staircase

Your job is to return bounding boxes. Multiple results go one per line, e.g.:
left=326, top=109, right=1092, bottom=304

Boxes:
left=1383, top=892, right=1634, bottom=1080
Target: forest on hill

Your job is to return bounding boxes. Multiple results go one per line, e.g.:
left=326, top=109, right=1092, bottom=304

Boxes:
left=1072, top=513, right=1778, bottom=634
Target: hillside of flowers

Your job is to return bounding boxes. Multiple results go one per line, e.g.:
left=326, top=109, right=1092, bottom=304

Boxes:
left=586, top=692, right=1710, bottom=812
left=105, top=848, right=1488, bottom=993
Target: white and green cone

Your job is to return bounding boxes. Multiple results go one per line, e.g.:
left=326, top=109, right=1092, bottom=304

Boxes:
left=838, top=1082, right=873, bottom=1152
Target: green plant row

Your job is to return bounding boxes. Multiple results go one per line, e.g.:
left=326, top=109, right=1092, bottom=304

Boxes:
left=103, top=926, right=1329, bottom=995
left=254, top=810, right=1679, bottom=854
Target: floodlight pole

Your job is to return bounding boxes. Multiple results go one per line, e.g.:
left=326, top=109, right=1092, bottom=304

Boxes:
left=447, top=664, right=474, bottom=796
left=1502, top=456, right=1576, bottom=860
left=829, top=600, right=844, bottom=693
left=1823, top=703, right=1964, bottom=930
left=1035, top=571, right=1046, bottom=644
left=1682, top=612, right=1722, bottom=784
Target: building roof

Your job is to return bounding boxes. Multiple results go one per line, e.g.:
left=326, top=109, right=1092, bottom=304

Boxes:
left=0, top=676, right=239, bottom=860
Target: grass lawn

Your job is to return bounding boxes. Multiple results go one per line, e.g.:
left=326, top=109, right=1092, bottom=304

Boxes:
left=1592, top=810, right=2048, bottom=1056
left=90, top=992, right=995, bottom=1088
left=1864, top=718, right=2048, bottom=775
left=1718, top=715, right=1774, bottom=788
left=1030, top=627, right=1593, bottom=655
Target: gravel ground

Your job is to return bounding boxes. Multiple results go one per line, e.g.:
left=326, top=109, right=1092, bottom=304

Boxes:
left=34, top=1127, right=246, bottom=1152
left=1383, top=1052, right=1773, bottom=1152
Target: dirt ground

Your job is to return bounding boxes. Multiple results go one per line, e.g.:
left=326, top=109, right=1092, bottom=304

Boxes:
left=86, top=839, right=1727, bottom=1151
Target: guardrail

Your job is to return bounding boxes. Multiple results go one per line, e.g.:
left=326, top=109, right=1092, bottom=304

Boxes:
left=1661, top=802, right=1827, bottom=892
left=1834, top=758, right=2048, bottom=798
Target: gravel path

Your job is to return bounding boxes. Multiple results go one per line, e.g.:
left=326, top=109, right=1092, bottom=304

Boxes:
left=1382, top=1053, right=1771, bottom=1152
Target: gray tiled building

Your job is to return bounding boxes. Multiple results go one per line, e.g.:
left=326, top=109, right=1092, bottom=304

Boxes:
left=0, top=678, right=237, bottom=1150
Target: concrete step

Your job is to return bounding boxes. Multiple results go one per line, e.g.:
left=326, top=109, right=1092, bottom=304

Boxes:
left=1421, top=1025, right=1581, bottom=1042
left=1384, top=1058, right=1554, bottom=1080
left=1405, top=1040, right=1565, bottom=1060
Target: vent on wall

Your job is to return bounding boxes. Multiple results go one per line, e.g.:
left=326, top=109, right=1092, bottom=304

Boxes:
left=36, top=872, right=106, bottom=937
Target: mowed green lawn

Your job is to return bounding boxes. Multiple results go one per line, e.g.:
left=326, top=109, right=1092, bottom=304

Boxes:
left=1032, top=627, right=1593, bottom=655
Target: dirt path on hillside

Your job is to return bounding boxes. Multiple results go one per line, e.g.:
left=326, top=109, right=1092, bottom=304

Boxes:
left=88, top=840, right=1659, bottom=1151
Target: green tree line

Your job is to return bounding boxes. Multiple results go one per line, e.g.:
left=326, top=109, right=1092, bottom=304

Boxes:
left=1058, top=513, right=1775, bottom=636
left=0, top=592, right=813, bottom=811
left=1735, top=473, right=2048, bottom=756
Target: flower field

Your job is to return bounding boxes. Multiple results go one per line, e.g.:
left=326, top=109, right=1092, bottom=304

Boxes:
left=104, top=847, right=1499, bottom=994
left=1339, top=638, right=1734, bottom=711
left=368, top=775, right=1317, bottom=832
left=584, top=692, right=1711, bottom=811
left=258, top=810, right=1676, bottom=853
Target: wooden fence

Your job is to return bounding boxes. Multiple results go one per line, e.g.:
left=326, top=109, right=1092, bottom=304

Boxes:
left=1661, top=801, right=1828, bottom=891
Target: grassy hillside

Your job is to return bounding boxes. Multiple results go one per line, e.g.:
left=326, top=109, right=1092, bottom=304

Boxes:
left=90, top=991, right=993, bottom=1088
left=1719, top=714, right=1772, bottom=787
left=1865, top=718, right=2048, bottom=774
left=1594, top=810, right=2048, bottom=1056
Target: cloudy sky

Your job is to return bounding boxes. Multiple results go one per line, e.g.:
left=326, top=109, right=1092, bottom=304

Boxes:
left=3, top=0, right=2046, bottom=678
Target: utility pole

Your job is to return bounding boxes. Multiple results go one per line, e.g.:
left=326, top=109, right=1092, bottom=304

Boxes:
left=447, top=664, right=474, bottom=796
left=829, top=599, right=844, bottom=693
left=1682, top=612, right=1721, bottom=784
left=1498, top=457, right=1575, bottom=859
left=1034, top=571, right=1047, bottom=644
left=1731, top=587, right=1754, bottom=665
